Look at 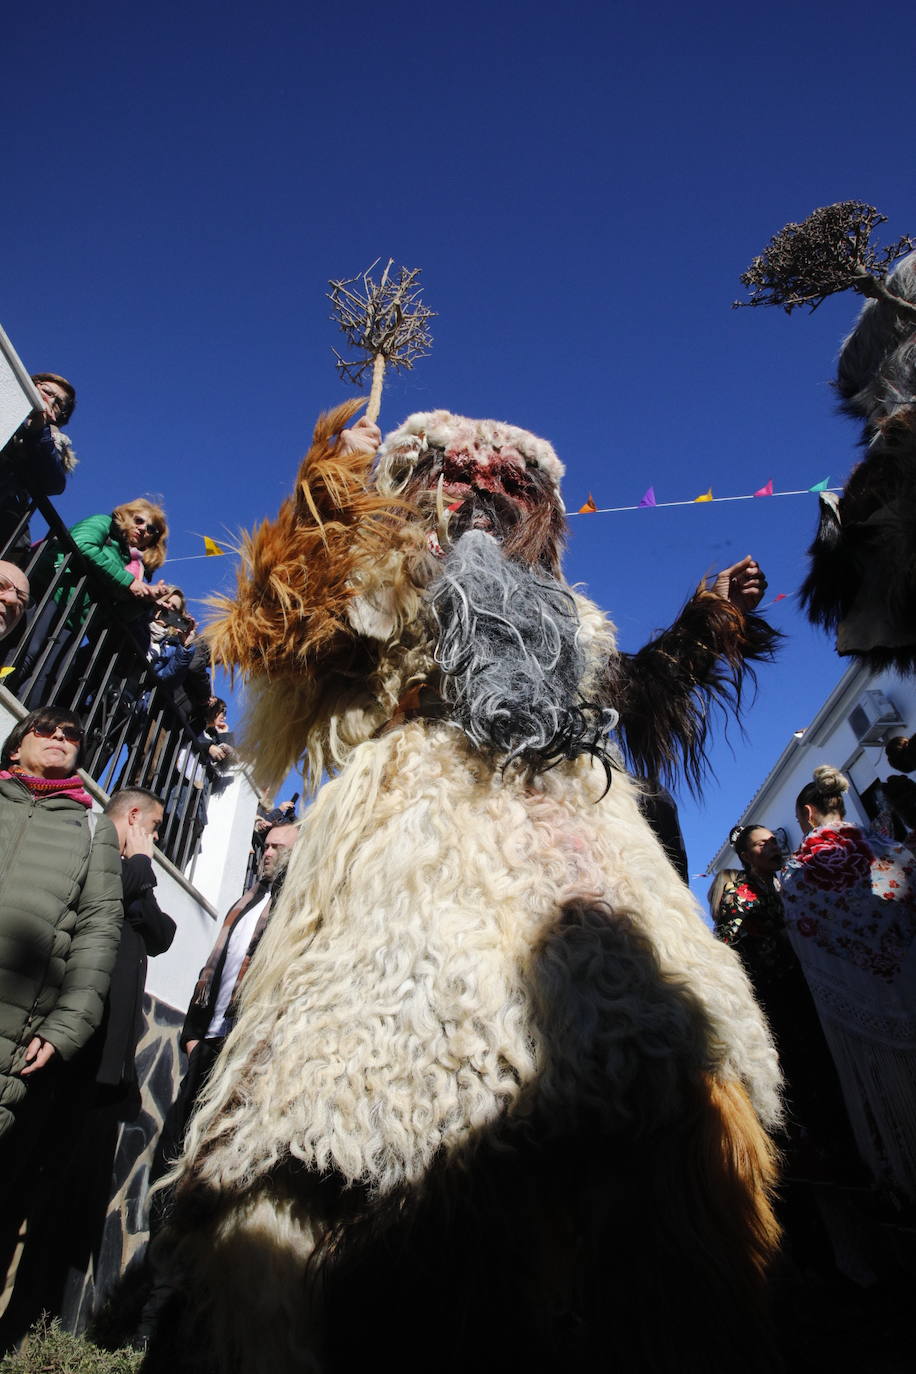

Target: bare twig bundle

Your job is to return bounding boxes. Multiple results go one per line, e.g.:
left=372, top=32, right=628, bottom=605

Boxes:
left=328, top=259, right=434, bottom=422
left=734, top=202, right=916, bottom=317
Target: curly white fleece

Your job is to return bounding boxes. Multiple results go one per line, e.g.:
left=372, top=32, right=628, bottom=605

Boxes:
left=179, top=719, right=781, bottom=1200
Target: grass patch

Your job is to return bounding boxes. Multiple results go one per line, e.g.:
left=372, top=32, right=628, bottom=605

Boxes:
left=0, top=1317, right=141, bottom=1373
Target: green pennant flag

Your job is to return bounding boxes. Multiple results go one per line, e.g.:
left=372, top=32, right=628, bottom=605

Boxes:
left=809, top=476, right=830, bottom=492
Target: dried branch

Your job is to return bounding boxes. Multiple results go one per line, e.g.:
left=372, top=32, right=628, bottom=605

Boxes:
left=328, top=260, right=435, bottom=420
left=733, top=201, right=916, bottom=317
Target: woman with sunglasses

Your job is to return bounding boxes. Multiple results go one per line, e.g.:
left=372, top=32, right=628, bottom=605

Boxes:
left=13, top=497, right=169, bottom=709
left=0, top=707, right=122, bottom=1173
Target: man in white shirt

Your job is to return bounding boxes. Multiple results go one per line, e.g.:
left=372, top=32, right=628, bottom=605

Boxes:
left=149, top=823, right=298, bottom=1193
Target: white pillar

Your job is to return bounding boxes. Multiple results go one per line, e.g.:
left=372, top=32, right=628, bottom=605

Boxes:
left=183, top=763, right=260, bottom=914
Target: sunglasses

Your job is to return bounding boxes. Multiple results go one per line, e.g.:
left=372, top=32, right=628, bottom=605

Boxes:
left=30, top=723, right=83, bottom=744
left=133, top=515, right=162, bottom=539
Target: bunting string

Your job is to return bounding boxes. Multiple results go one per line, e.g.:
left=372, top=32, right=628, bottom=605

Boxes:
left=159, top=481, right=839, bottom=564
left=571, top=483, right=839, bottom=516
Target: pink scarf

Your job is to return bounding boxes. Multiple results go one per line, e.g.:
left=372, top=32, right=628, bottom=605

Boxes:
left=0, top=767, right=93, bottom=808
left=125, top=545, right=145, bottom=580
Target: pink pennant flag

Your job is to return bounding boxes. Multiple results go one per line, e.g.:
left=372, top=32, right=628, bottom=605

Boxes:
left=753, top=479, right=774, bottom=497
left=638, top=486, right=657, bottom=508
left=773, top=593, right=787, bottom=602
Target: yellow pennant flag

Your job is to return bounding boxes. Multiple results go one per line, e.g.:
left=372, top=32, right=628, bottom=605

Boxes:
left=694, top=488, right=713, bottom=503
left=203, top=536, right=226, bottom=556
left=0, top=666, right=14, bottom=679
left=578, top=494, right=598, bottom=513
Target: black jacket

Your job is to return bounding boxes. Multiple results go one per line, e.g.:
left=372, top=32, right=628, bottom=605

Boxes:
left=93, top=854, right=176, bottom=1089
left=0, top=423, right=71, bottom=561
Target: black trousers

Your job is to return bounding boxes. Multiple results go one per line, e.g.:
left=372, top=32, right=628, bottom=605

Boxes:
left=147, top=1037, right=225, bottom=1235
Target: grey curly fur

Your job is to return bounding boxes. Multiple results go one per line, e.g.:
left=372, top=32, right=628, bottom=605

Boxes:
left=837, top=251, right=916, bottom=422
left=429, top=529, right=617, bottom=772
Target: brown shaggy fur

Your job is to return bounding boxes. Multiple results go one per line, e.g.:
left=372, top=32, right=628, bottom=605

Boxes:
left=206, top=399, right=415, bottom=678
left=702, top=1077, right=781, bottom=1284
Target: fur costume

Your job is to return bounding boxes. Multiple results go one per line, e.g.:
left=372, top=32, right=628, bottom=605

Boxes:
left=802, top=251, right=916, bottom=667
left=146, top=405, right=783, bottom=1374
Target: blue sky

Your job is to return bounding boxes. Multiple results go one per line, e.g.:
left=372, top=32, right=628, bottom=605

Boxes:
left=5, top=0, right=916, bottom=902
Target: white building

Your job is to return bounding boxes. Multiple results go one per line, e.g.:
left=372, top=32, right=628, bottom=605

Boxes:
left=710, top=661, right=916, bottom=874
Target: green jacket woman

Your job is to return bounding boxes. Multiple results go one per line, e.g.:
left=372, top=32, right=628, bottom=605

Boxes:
left=38, top=498, right=169, bottom=630
left=0, top=708, right=124, bottom=1140
left=14, top=498, right=168, bottom=706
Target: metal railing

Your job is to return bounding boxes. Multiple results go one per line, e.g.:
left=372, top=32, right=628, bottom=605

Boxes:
left=0, top=492, right=221, bottom=869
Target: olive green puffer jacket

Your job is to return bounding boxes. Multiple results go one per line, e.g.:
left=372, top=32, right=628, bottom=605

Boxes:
left=0, top=778, right=124, bottom=1137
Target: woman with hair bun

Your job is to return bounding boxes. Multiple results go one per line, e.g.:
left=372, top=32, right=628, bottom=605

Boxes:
left=715, top=816, right=858, bottom=1186
left=781, top=764, right=916, bottom=1199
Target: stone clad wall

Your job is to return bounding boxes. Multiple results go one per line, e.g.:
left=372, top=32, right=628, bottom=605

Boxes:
left=58, top=995, right=184, bottom=1332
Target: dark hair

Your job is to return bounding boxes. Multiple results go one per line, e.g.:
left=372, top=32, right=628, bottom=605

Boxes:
left=2, top=706, right=85, bottom=770
left=105, top=786, right=163, bottom=819
left=207, top=698, right=228, bottom=725
left=883, top=774, right=916, bottom=829
left=795, top=765, right=848, bottom=820
left=31, top=373, right=76, bottom=424
left=728, top=823, right=768, bottom=863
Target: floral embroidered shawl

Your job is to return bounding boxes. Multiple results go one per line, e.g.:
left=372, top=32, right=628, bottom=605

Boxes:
left=780, top=822, right=916, bottom=1197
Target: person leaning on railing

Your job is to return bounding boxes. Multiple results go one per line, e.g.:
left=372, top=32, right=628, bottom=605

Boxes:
left=147, top=585, right=213, bottom=738
left=0, top=374, right=77, bottom=567
left=13, top=497, right=168, bottom=708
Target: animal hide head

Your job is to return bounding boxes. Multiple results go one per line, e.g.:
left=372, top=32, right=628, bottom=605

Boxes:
left=801, top=410, right=916, bottom=667
left=375, top=410, right=567, bottom=575
left=836, top=250, right=916, bottom=425
left=805, top=252, right=916, bottom=664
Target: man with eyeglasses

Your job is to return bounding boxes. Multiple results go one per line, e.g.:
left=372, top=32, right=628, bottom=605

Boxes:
left=0, top=562, right=28, bottom=642
left=0, top=372, right=77, bottom=566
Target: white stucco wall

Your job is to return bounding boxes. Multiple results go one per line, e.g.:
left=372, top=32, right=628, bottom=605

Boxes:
left=710, top=662, right=916, bottom=874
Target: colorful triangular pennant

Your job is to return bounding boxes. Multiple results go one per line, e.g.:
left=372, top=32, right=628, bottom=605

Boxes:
left=694, top=488, right=713, bottom=503
left=203, top=535, right=226, bottom=556
left=809, top=476, right=830, bottom=492
left=639, top=486, right=657, bottom=508
left=753, top=479, right=774, bottom=497
left=578, top=494, right=597, bottom=514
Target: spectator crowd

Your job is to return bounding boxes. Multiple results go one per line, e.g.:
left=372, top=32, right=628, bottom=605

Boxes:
left=0, top=367, right=306, bottom=1354
left=0, top=369, right=237, bottom=867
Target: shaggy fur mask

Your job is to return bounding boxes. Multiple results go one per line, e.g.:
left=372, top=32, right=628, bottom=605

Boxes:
left=375, top=410, right=568, bottom=575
